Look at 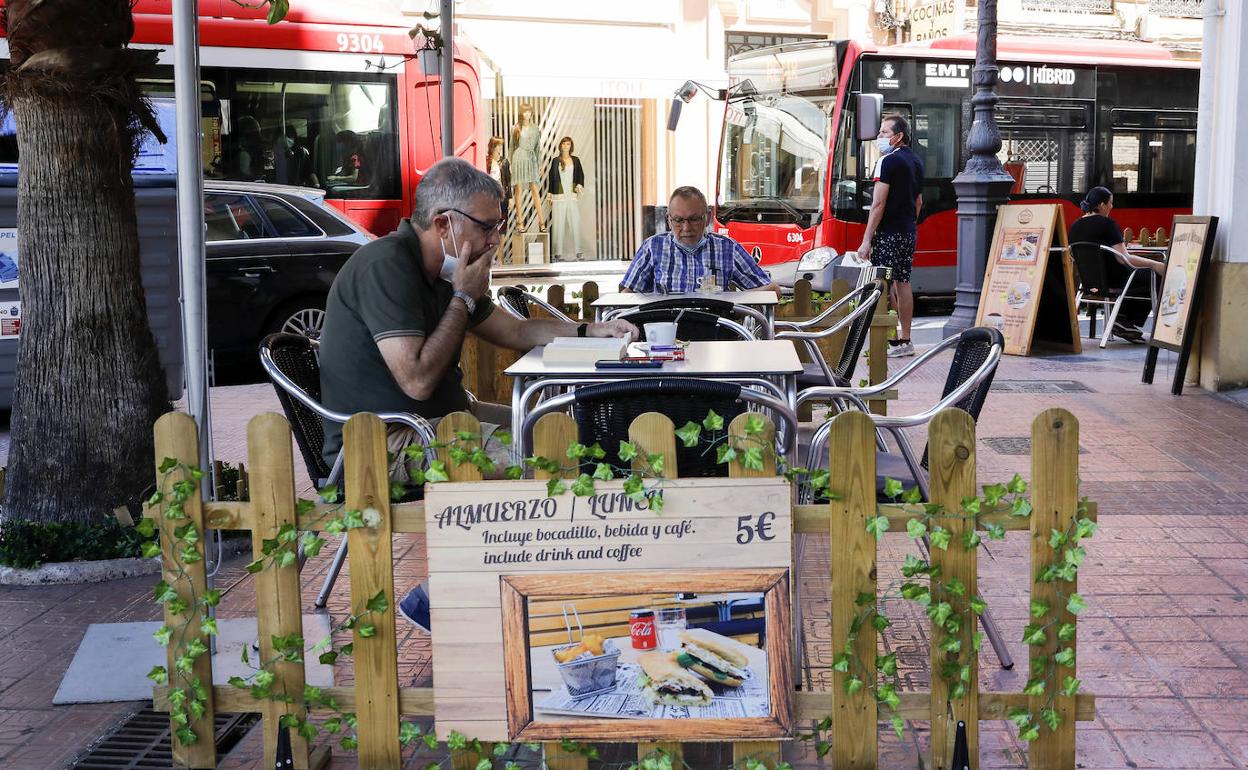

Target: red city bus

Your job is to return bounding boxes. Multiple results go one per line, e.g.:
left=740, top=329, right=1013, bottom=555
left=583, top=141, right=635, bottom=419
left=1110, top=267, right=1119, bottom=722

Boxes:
left=0, top=0, right=487, bottom=235
left=714, top=36, right=1199, bottom=294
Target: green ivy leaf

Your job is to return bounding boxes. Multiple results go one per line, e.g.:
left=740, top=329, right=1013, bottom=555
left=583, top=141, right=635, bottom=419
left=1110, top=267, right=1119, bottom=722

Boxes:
left=962, top=529, right=982, bottom=549
left=647, top=453, right=666, bottom=475
left=741, top=446, right=765, bottom=471
left=571, top=473, right=596, bottom=496
left=1040, top=706, right=1061, bottom=731
left=900, top=582, right=931, bottom=605
left=905, top=518, right=927, bottom=539
left=475, top=760, right=492, bottom=770
left=831, top=653, right=850, bottom=672
left=882, top=477, right=904, bottom=500
left=901, top=554, right=930, bottom=577
left=943, top=578, right=966, bottom=597
left=1019, top=724, right=1041, bottom=741
left=357, top=622, right=377, bottom=638
left=1022, top=624, right=1047, bottom=646
left=146, top=665, right=168, bottom=684
left=153, top=625, right=173, bottom=647
left=617, top=440, right=638, bottom=461
left=969, top=596, right=987, bottom=615
left=566, top=442, right=589, bottom=459
left=494, top=429, right=513, bottom=446
left=447, top=731, right=467, bottom=750
left=891, top=714, right=905, bottom=739
left=425, top=461, right=450, bottom=483
left=200, top=618, right=218, bottom=636
left=366, top=590, right=389, bottom=614
left=622, top=474, right=643, bottom=496
left=1030, top=599, right=1051, bottom=618
left=972, top=631, right=986, bottom=651
left=319, top=650, right=338, bottom=666
left=866, top=515, right=890, bottom=539
left=702, top=409, right=725, bottom=431
left=648, top=490, right=665, bottom=513
left=318, top=484, right=340, bottom=502
left=137, top=517, right=156, bottom=538
left=1049, top=529, right=1068, bottom=549
left=844, top=676, right=864, bottom=696
left=902, top=485, right=922, bottom=505
left=872, top=613, right=891, bottom=631
left=744, top=413, right=765, bottom=436
left=504, top=464, right=524, bottom=480
left=675, top=421, right=702, bottom=448
left=1056, top=622, right=1077, bottom=641
left=877, top=653, right=898, bottom=676
left=982, top=482, right=1006, bottom=506
left=1008, top=707, right=1032, bottom=728
left=174, top=727, right=199, bottom=746
left=1006, top=473, right=1027, bottom=494
left=715, top=443, right=737, bottom=465
left=592, top=462, right=614, bottom=481
left=927, top=601, right=953, bottom=628
left=1066, top=593, right=1087, bottom=615
left=546, top=478, right=567, bottom=496
left=938, top=636, right=961, bottom=654
left=340, top=735, right=359, bottom=751
left=1023, top=677, right=1047, bottom=696
left=1054, top=647, right=1076, bottom=667
left=1011, top=497, right=1033, bottom=517
left=961, top=495, right=981, bottom=515
left=929, top=527, right=952, bottom=550
left=1061, top=675, right=1081, bottom=697
left=985, top=522, right=1006, bottom=540
left=302, top=532, right=325, bottom=559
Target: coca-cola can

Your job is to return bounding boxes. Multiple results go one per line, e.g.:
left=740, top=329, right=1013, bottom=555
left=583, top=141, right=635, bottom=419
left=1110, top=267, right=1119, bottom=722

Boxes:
left=629, top=610, right=657, bottom=649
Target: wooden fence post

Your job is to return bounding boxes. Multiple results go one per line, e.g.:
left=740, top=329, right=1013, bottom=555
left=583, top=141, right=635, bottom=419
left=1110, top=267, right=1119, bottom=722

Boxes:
left=580, top=280, right=599, bottom=320
left=436, top=413, right=496, bottom=770
left=630, top=413, right=682, bottom=768
left=247, top=414, right=324, bottom=769
left=153, top=412, right=217, bottom=769
left=827, top=410, right=877, bottom=770
left=1029, top=409, right=1080, bottom=769
left=927, top=409, right=979, bottom=767
left=547, top=285, right=566, bottom=319
left=729, top=414, right=781, bottom=769
left=792, top=278, right=813, bottom=318
left=343, top=413, right=401, bottom=770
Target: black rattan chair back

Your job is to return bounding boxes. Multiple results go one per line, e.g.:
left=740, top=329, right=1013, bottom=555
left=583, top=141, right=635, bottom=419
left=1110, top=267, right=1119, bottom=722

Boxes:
left=261, top=332, right=332, bottom=483
left=1069, top=242, right=1112, bottom=296
left=635, top=297, right=736, bottom=316
left=920, top=326, right=1004, bottom=470
left=571, top=379, right=745, bottom=478
left=497, top=286, right=532, bottom=318
left=620, top=308, right=748, bottom=342
left=833, top=279, right=885, bottom=381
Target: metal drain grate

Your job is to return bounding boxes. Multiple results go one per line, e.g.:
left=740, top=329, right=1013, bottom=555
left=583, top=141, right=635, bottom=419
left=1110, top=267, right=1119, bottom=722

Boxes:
left=991, top=379, right=1096, bottom=394
left=982, top=436, right=1087, bottom=455
left=68, top=708, right=258, bottom=769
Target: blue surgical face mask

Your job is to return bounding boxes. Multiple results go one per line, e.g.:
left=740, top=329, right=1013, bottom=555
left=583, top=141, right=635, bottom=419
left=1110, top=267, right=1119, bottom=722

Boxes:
left=675, top=236, right=707, bottom=255
left=876, top=137, right=895, bottom=155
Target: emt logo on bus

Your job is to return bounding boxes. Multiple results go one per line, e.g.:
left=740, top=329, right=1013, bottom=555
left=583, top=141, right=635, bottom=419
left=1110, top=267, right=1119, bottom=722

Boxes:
left=924, top=62, right=971, bottom=88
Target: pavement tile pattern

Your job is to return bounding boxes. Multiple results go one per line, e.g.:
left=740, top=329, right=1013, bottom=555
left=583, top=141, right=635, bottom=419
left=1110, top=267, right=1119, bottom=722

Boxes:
left=1, top=341, right=1247, bottom=768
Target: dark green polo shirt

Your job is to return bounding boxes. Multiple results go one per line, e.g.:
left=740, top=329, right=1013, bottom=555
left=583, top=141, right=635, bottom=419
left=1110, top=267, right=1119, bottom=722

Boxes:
left=319, top=219, right=493, bottom=467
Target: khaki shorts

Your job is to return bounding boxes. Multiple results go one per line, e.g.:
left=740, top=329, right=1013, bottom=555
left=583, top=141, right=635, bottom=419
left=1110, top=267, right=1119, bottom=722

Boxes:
left=385, top=401, right=513, bottom=483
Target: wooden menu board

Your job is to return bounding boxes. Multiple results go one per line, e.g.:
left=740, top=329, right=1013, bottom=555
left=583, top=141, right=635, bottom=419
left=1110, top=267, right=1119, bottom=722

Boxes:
left=423, top=477, right=793, bottom=742
left=1143, top=215, right=1219, bottom=395
left=975, top=203, right=1081, bottom=356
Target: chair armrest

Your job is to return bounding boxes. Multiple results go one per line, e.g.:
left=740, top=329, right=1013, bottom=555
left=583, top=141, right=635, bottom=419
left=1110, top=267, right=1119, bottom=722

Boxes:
left=795, top=332, right=964, bottom=411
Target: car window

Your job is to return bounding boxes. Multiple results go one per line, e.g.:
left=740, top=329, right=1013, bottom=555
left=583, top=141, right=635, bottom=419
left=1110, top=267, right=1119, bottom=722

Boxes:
left=255, top=195, right=320, bottom=238
left=204, top=194, right=268, bottom=241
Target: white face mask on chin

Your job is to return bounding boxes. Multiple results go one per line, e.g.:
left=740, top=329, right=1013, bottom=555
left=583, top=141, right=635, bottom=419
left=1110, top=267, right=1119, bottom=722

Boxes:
left=439, top=222, right=461, bottom=283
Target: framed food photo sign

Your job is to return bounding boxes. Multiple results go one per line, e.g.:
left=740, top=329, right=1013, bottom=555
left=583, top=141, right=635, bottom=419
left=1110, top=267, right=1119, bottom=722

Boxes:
left=422, top=477, right=793, bottom=742
left=1143, top=215, right=1219, bottom=395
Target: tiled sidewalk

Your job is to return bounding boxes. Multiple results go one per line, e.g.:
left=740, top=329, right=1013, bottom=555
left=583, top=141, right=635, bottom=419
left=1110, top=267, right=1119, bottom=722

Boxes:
left=1, top=340, right=1246, bottom=769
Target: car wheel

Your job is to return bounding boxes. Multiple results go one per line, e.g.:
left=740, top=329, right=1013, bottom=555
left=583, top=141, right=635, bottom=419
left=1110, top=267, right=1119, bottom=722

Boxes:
left=270, top=298, right=327, bottom=341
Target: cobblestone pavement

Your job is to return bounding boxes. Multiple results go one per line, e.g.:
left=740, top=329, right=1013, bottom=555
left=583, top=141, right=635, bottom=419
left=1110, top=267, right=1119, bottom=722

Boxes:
left=1, top=338, right=1247, bottom=769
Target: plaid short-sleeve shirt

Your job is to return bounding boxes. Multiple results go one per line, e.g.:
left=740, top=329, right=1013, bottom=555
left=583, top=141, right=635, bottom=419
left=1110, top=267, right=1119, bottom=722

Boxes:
left=620, top=232, right=771, bottom=293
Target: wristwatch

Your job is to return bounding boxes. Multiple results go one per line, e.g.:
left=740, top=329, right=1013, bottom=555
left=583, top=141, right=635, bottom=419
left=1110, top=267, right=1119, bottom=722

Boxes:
left=577, top=323, right=588, bottom=337
left=452, top=290, right=476, bottom=315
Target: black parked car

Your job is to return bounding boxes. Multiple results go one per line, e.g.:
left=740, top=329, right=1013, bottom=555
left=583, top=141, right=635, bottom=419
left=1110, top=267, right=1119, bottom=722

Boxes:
left=205, top=181, right=372, bottom=363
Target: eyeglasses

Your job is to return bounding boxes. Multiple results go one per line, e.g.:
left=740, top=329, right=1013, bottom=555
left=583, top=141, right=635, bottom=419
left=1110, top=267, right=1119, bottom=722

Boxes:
left=668, top=214, right=707, bottom=226
left=443, top=208, right=506, bottom=234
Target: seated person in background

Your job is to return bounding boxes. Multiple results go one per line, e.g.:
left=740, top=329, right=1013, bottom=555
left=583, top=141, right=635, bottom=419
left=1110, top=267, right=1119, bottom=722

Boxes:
left=318, top=158, right=636, bottom=631
left=620, top=186, right=779, bottom=294
left=1069, top=186, right=1164, bottom=340
left=326, top=130, right=368, bottom=186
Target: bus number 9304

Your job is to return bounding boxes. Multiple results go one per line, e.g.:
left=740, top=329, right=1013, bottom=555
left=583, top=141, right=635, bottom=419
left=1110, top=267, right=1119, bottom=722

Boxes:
left=337, top=33, right=384, bottom=53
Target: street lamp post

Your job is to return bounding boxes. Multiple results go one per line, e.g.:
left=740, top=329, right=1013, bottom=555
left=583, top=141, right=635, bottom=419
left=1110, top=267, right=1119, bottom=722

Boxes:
left=944, top=0, right=1016, bottom=337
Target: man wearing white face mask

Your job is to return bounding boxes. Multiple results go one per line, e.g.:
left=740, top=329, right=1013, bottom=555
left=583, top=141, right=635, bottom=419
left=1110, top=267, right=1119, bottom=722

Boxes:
left=858, top=114, right=924, bottom=357
left=621, top=186, right=779, bottom=294
left=319, top=158, right=638, bottom=481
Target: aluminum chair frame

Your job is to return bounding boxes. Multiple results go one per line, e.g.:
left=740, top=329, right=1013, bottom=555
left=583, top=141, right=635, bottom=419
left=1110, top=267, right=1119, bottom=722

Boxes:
left=497, top=285, right=577, bottom=323
left=259, top=338, right=438, bottom=609
left=775, top=280, right=884, bottom=387
left=1067, top=243, right=1156, bottom=348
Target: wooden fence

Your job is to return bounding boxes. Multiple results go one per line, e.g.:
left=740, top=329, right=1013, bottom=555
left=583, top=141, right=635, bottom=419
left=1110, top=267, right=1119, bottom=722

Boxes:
left=151, top=405, right=1092, bottom=769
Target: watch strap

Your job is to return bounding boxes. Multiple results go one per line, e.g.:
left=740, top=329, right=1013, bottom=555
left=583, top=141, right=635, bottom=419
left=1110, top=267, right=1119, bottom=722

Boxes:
left=577, top=323, right=588, bottom=337
left=452, top=290, right=476, bottom=314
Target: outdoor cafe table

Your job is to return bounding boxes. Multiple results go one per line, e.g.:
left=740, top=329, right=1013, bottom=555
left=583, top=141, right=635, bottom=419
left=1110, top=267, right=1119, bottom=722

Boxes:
left=590, top=290, right=780, bottom=327
left=505, top=339, right=802, bottom=457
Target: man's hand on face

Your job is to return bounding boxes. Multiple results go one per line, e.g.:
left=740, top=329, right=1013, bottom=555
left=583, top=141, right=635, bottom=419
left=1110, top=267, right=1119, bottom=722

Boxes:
left=451, top=228, right=491, bottom=299
left=588, top=319, right=640, bottom=342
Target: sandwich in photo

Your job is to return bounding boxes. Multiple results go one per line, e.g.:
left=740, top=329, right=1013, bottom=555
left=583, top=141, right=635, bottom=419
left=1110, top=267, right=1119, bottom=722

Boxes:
left=637, top=651, right=713, bottom=707
left=675, top=628, right=751, bottom=687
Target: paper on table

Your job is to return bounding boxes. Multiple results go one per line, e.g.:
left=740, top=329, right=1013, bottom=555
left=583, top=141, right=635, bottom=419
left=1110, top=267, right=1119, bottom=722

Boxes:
left=534, top=660, right=770, bottom=720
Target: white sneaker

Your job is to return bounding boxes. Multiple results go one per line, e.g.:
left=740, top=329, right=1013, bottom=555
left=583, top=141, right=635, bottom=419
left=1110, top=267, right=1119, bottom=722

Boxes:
left=887, top=341, right=915, bottom=358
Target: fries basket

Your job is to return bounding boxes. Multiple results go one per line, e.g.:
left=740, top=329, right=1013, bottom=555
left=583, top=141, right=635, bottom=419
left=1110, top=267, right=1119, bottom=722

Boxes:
left=552, top=604, right=621, bottom=698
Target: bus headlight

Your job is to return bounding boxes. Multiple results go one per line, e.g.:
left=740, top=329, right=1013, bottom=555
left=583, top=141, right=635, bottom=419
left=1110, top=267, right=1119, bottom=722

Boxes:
left=797, top=246, right=838, bottom=272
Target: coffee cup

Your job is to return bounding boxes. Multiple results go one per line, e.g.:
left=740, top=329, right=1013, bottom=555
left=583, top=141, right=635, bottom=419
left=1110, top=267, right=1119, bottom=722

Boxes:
left=644, top=322, right=678, bottom=347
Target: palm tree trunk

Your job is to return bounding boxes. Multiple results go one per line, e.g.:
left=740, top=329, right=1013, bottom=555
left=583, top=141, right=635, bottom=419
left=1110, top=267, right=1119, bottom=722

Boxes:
left=2, top=0, right=169, bottom=524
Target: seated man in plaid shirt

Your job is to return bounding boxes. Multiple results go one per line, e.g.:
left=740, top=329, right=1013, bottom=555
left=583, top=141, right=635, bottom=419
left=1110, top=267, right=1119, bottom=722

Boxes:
left=620, top=186, right=780, bottom=293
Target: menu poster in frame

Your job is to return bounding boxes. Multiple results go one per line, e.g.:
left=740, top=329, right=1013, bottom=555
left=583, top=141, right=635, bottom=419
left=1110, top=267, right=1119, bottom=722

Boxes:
left=1143, top=215, right=1219, bottom=395
left=975, top=203, right=1081, bottom=356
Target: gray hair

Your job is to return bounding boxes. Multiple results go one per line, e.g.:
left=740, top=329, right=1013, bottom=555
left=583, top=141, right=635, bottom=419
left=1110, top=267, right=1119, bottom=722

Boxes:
left=412, top=157, right=503, bottom=229
left=669, top=185, right=708, bottom=209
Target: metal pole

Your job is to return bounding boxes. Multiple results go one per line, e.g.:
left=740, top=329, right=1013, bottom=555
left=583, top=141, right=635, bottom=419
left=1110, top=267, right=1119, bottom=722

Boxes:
left=440, top=0, right=454, bottom=158
left=943, top=0, right=1015, bottom=338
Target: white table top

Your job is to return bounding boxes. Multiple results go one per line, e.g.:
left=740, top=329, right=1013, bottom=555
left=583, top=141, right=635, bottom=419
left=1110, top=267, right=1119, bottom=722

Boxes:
left=591, top=290, right=780, bottom=309
left=505, top=340, right=802, bottom=378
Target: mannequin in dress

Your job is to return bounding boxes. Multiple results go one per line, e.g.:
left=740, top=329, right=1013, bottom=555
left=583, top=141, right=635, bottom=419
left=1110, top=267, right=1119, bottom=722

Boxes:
left=546, top=136, right=585, bottom=260
left=508, top=103, right=546, bottom=233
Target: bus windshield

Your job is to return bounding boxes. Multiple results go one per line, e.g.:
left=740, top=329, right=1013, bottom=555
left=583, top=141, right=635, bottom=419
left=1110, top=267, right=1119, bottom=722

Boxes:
left=719, top=90, right=834, bottom=220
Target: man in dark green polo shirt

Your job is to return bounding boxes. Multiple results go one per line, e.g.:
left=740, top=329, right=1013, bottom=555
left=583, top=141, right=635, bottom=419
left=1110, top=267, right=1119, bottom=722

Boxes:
left=319, top=157, right=637, bottom=477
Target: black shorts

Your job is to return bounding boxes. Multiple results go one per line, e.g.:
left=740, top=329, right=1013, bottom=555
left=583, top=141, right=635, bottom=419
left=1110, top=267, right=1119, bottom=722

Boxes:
left=871, top=231, right=916, bottom=284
